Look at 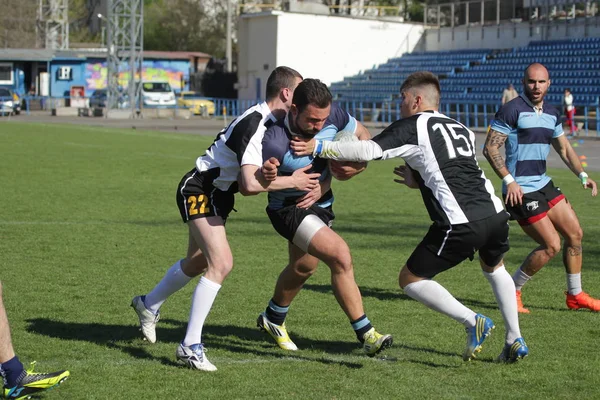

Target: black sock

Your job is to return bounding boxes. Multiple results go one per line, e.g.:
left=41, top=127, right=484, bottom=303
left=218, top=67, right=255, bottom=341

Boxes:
left=351, top=315, right=372, bottom=343
left=265, top=298, right=289, bottom=326
left=0, top=356, right=25, bottom=388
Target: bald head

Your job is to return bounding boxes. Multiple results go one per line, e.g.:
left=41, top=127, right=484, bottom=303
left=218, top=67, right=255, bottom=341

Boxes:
left=522, top=63, right=551, bottom=106
left=524, top=63, right=549, bottom=81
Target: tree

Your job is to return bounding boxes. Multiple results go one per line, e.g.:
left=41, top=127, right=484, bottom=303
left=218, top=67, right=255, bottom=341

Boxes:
left=144, top=0, right=228, bottom=57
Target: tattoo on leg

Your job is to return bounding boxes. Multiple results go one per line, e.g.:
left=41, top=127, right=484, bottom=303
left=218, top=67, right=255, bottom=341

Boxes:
left=568, top=246, right=582, bottom=257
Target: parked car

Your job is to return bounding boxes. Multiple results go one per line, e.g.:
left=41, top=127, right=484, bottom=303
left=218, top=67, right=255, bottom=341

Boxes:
left=177, top=91, right=215, bottom=115
left=0, top=88, right=21, bottom=115
left=140, top=81, right=176, bottom=107
left=89, top=89, right=129, bottom=109
left=89, top=89, right=107, bottom=108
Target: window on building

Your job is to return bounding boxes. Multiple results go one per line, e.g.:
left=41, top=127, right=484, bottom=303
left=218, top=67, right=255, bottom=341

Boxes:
left=0, top=63, right=13, bottom=85
left=57, top=66, right=72, bottom=80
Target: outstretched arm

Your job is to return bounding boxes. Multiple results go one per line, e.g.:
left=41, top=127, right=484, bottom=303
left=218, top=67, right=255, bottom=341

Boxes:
left=291, top=138, right=383, bottom=161
left=483, top=129, right=523, bottom=206
left=552, top=135, right=598, bottom=196
left=355, top=121, right=372, bottom=140
left=239, top=163, right=320, bottom=196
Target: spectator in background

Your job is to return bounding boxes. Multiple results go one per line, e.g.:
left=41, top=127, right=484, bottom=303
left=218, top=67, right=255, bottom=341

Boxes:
left=563, top=88, right=577, bottom=135
left=501, top=83, right=519, bottom=105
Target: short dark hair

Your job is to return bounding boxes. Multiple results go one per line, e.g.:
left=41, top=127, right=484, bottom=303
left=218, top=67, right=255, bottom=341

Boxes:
left=265, top=66, right=303, bottom=100
left=400, top=71, right=441, bottom=97
left=292, top=78, right=332, bottom=113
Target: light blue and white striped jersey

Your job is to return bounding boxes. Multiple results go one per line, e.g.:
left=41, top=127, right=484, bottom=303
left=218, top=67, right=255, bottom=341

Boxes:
left=490, top=95, right=564, bottom=194
left=262, top=104, right=358, bottom=210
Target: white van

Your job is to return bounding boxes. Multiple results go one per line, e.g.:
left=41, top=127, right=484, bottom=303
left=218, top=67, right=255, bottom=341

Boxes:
left=140, top=81, right=176, bottom=106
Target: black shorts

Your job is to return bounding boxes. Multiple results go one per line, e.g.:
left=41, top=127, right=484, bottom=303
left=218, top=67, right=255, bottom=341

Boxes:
left=266, top=204, right=335, bottom=243
left=503, top=180, right=565, bottom=226
left=176, top=168, right=236, bottom=223
left=407, top=211, right=510, bottom=279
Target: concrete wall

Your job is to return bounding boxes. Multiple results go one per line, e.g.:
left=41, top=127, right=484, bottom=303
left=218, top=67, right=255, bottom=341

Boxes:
left=237, top=11, right=424, bottom=100
left=237, top=13, right=279, bottom=101
left=424, top=17, right=600, bottom=51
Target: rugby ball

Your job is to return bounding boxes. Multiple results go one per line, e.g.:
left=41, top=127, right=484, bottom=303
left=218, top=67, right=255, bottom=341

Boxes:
left=333, top=130, right=358, bottom=142
left=329, top=130, right=368, bottom=181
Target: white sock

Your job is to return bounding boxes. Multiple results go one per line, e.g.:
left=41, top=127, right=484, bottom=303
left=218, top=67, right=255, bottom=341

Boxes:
left=512, top=267, right=531, bottom=291
left=403, top=280, right=476, bottom=327
left=144, top=260, right=193, bottom=315
left=182, top=277, right=221, bottom=346
left=483, top=266, right=521, bottom=344
left=567, top=273, right=582, bottom=295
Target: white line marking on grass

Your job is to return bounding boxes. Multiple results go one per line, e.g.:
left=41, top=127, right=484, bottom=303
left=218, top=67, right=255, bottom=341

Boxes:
left=213, top=355, right=395, bottom=365
left=140, top=152, right=190, bottom=160
left=64, top=141, right=109, bottom=149
left=31, top=123, right=203, bottom=141
left=0, top=221, right=111, bottom=225
left=0, top=220, right=177, bottom=226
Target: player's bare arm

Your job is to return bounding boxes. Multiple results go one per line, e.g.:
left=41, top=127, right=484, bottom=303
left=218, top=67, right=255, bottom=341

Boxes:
left=483, top=129, right=524, bottom=206
left=329, top=160, right=367, bottom=181
left=296, top=174, right=332, bottom=209
left=552, top=135, right=598, bottom=196
left=292, top=124, right=371, bottom=160
left=290, top=136, right=315, bottom=156
left=482, top=129, right=509, bottom=174
left=355, top=122, right=372, bottom=140
left=393, top=164, right=419, bottom=189
left=261, top=157, right=279, bottom=181
left=239, top=164, right=320, bottom=195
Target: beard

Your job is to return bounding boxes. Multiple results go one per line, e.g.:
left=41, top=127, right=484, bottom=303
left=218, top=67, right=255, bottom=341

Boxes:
left=290, top=114, right=318, bottom=137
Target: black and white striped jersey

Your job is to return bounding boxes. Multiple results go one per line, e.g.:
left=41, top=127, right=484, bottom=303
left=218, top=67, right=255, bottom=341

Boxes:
left=317, top=111, right=504, bottom=226
left=195, top=102, right=276, bottom=192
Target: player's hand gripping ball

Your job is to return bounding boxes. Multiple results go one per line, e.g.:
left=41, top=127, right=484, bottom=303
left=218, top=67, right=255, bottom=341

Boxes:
left=329, top=130, right=368, bottom=181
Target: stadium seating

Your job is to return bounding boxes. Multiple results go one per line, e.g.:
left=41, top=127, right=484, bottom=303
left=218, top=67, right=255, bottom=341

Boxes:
left=330, top=37, right=600, bottom=108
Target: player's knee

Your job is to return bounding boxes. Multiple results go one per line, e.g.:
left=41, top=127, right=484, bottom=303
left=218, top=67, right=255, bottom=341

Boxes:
left=545, top=240, right=562, bottom=258
left=208, top=257, right=234, bottom=278
left=326, top=248, right=353, bottom=274
left=565, top=226, right=583, bottom=245
left=294, top=262, right=317, bottom=278
left=181, top=257, right=208, bottom=277
left=398, top=266, right=411, bottom=289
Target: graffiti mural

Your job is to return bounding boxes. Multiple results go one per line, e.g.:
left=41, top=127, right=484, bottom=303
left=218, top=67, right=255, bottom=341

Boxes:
left=85, top=61, right=188, bottom=92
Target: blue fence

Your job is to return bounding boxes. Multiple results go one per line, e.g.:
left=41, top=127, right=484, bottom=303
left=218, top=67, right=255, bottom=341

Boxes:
left=5, top=95, right=599, bottom=136
left=208, top=98, right=600, bottom=136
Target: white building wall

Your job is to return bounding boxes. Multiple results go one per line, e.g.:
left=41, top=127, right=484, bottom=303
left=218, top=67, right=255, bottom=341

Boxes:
left=424, top=17, right=600, bottom=51
left=237, top=13, right=279, bottom=101
left=238, top=11, right=424, bottom=100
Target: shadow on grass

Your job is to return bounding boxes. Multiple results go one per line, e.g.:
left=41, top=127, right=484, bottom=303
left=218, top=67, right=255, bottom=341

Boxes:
left=25, top=318, right=363, bottom=369
left=303, top=284, right=412, bottom=302
left=399, top=343, right=497, bottom=368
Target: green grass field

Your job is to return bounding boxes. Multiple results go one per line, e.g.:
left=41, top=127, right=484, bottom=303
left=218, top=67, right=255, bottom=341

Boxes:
left=1, top=121, right=599, bottom=399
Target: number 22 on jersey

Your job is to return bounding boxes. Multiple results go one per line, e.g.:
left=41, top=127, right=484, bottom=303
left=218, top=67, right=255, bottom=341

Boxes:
left=188, top=195, right=210, bottom=216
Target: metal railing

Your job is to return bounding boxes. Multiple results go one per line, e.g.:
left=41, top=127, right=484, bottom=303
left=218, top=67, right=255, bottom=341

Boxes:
left=5, top=95, right=599, bottom=137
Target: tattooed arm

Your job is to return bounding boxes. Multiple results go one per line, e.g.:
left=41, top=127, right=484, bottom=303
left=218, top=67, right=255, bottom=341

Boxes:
left=482, top=129, right=509, bottom=178
left=483, top=129, right=523, bottom=206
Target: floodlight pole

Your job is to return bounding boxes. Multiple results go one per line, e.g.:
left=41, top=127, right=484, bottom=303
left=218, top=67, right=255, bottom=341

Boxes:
left=106, top=0, right=144, bottom=119
left=226, top=0, right=233, bottom=72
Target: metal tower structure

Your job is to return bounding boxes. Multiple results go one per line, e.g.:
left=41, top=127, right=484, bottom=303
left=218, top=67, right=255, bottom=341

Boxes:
left=38, top=0, right=69, bottom=49
left=106, top=0, right=143, bottom=118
